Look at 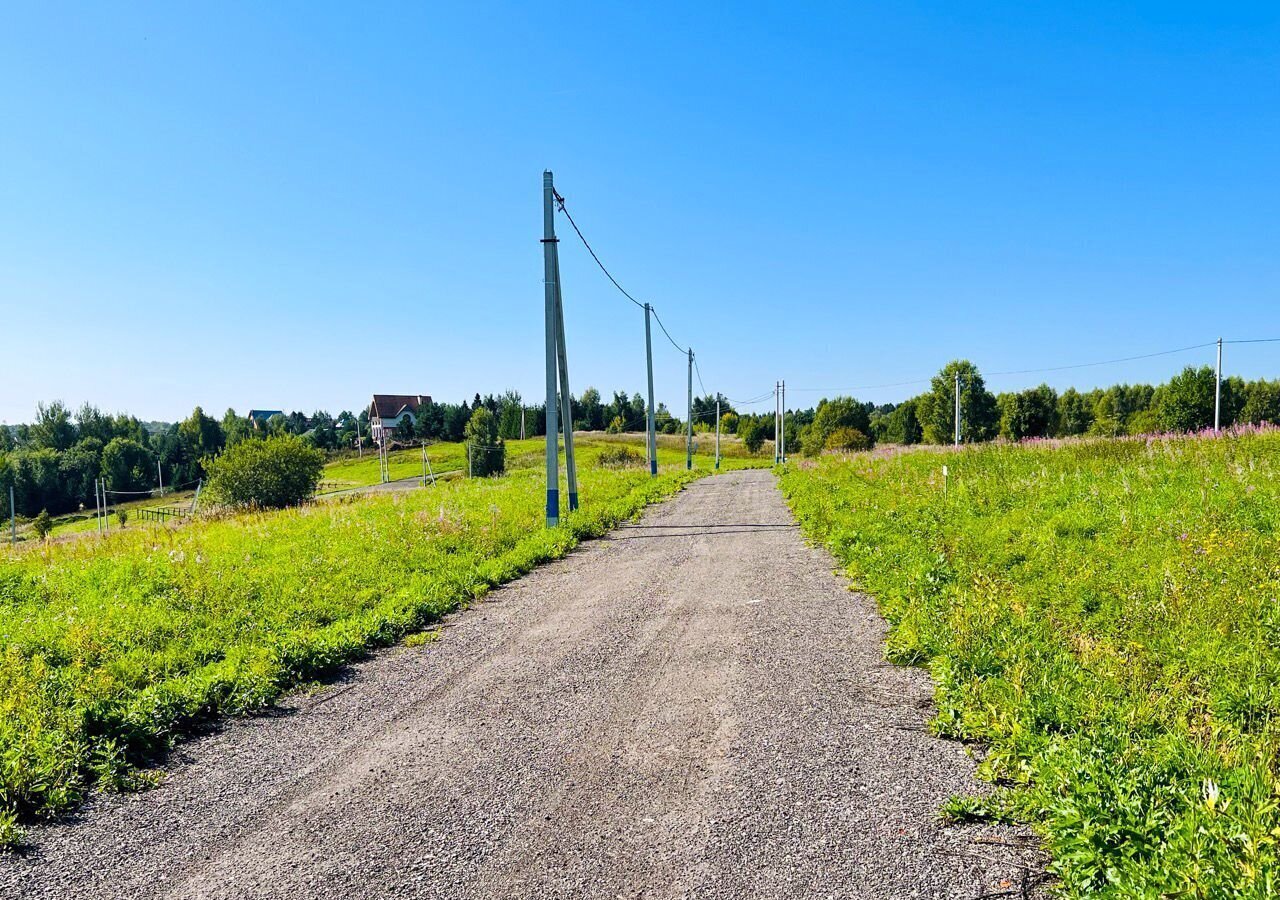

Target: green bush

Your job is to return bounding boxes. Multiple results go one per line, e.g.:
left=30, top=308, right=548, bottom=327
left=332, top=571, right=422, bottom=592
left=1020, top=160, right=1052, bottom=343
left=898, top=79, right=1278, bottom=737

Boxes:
left=204, top=434, right=324, bottom=509
left=464, top=408, right=505, bottom=477
left=596, top=445, right=645, bottom=468
left=824, top=426, right=871, bottom=452
left=738, top=417, right=767, bottom=454
left=31, top=509, right=53, bottom=540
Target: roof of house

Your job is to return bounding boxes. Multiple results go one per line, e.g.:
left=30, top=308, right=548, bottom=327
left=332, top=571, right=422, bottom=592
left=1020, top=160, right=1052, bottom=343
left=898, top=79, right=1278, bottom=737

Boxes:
left=369, top=394, right=432, bottom=420
left=247, top=409, right=284, bottom=421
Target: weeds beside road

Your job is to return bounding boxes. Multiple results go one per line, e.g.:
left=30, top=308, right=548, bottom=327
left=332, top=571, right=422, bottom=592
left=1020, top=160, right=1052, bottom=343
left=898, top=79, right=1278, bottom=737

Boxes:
left=0, top=441, right=738, bottom=843
left=781, top=430, right=1280, bottom=898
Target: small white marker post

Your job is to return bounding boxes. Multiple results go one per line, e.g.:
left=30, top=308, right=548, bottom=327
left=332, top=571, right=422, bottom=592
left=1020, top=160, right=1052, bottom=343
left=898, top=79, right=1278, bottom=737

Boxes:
left=942, top=464, right=949, bottom=501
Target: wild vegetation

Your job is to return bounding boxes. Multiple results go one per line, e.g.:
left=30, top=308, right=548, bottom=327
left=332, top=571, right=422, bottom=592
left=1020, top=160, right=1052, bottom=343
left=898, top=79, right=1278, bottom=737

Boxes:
left=0, top=439, right=753, bottom=845
left=204, top=435, right=325, bottom=509
left=780, top=427, right=1280, bottom=898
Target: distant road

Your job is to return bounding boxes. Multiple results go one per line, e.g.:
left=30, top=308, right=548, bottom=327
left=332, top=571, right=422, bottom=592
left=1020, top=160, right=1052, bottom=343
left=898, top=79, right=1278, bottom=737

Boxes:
left=1, top=470, right=1044, bottom=899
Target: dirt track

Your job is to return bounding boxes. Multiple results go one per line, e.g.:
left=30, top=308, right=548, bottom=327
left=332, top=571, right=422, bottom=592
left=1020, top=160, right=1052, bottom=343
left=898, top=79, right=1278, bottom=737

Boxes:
left=0, top=469, right=1045, bottom=899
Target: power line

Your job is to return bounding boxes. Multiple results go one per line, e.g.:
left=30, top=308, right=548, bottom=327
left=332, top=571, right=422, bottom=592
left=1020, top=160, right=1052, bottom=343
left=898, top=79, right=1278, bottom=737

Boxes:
left=553, top=192, right=645, bottom=310
left=1226, top=338, right=1280, bottom=345
left=693, top=356, right=708, bottom=395
left=790, top=378, right=933, bottom=393
left=649, top=306, right=687, bottom=355
left=791, top=339, right=1225, bottom=396
left=986, top=341, right=1217, bottom=377
left=725, top=389, right=777, bottom=405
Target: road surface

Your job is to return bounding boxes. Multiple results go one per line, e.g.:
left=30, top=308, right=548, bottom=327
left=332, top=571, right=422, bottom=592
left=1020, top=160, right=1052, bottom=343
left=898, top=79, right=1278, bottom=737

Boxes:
left=1, top=469, right=1045, bottom=899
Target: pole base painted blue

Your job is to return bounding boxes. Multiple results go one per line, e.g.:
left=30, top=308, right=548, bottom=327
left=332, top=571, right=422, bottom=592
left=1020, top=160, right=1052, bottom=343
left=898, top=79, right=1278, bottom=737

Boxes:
left=568, top=492, right=578, bottom=511
left=546, top=489, right=559, bottom=526
left=715, top=460, right=720, bottom=469
left=649, top=460, right=657, bottom=476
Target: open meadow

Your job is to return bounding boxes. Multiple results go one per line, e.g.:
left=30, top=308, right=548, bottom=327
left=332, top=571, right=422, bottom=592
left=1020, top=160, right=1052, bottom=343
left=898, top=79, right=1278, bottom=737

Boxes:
left=0, top=437, right=765, bottom=843
left=780, top=428, right=1280, bottom=898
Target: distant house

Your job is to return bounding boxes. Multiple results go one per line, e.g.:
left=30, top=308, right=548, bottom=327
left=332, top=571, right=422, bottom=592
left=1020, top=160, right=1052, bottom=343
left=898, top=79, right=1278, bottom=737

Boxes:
left=247, top=409, right=284, bottom=430
left=368, top=394, right=432, bottom=446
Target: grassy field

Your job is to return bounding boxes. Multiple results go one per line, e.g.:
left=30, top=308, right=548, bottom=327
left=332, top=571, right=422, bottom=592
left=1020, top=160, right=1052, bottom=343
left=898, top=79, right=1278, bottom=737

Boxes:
left=780, top=429, right=1280, bottom=898
left=0, top=438, right=758, bottom=844
left=320, top=432, right=770, bottom=490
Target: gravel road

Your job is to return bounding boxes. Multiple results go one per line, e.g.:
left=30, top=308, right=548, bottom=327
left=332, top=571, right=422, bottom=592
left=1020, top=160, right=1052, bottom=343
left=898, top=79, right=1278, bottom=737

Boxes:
left=1, top=469, right=1046, bottom=899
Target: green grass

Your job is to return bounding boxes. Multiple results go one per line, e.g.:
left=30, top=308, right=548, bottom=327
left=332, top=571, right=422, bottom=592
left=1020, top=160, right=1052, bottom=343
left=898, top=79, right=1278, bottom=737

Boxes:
left=779, top=431, right=1280, bottom=898
left=0, top=439, right=755, bottom=842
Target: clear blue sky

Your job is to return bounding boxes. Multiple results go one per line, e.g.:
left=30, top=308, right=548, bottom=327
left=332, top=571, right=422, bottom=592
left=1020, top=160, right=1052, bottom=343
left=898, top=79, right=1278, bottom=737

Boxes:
left=2, top=2, right=1277, bottom=424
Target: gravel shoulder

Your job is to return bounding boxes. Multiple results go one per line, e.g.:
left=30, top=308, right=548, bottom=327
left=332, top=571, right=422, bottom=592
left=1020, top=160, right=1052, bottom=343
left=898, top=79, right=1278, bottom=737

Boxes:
left=0, top=469, right=1047, bottom=899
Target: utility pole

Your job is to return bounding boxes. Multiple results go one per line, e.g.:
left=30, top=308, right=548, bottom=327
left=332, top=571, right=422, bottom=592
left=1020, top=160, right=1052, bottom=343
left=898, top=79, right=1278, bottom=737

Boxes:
left=520, top=408, right=526, bottom=441
left=715, top=397, right=721, bottom=470
left=774, top=382, right=780, bottom=465
left=954, top=373, right=961, bottom=446
left=552, top=246, right=579, bottom=512
left=543, top=170, right=562, bottom=526
left=157, top=461, right=164, bottom=498
left=356, top=416, right=362, bottom=458
left=94, top=479, right=101, bottom=535
left=773, top=378, right=783, bottom=466
left=645, top=304, right=658, bottom=476
left=686, top=348, right=694, bottom=470
left=1215, top=337, right=1223, bottom=433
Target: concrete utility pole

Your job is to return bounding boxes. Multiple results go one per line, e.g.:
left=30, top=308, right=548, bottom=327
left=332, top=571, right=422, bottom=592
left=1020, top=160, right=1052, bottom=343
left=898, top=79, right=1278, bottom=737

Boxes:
left=543, top=173, right=560, bottom=526
left=422, top=442, right=436, bottom=486
left=94, top=479, right=101, bottom=535
left=954, top=373, right=961, bottom=446
left=520, top=408, right=526, bottom=441
left=541, top=170, right=583, bottom=524
left=715, top=397, right=721, bottom=470
left=645, top=304, right=658, bottom=476
left=774, top=382, right=780, bottom=465
left=773, top=378, right=783, bottom=466
left=1215, top=337, right=1223, bottom=433
left=553, top=247, right=579, bottom=512
left=157, top=461, right=164, bottom=497
left=686, top=348, right=694, bottom=470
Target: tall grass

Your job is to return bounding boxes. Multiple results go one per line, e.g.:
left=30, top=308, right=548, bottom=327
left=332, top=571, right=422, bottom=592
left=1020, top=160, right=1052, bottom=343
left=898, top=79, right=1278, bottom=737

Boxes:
left=0, top=442, right=723, bottom=843
left=780, top=432, right=1280, bottom=897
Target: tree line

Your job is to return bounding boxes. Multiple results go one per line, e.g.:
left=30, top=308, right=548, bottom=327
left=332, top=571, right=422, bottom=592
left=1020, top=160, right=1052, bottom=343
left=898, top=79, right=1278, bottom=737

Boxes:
left=7, top=363, right=1276, bottom=519
left=0, top=389, right=674, bottom=520
left=730, top=361, right=1280, bottom=458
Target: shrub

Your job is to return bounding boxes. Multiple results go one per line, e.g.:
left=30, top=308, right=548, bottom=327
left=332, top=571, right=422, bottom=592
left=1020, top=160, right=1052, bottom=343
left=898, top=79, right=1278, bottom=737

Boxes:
left=464, top=408, right=505, bottom=477
left=116, top=510, right=129, bottom=527
left=204, top=434, right=324, bottom=509
left=738, top=417, right=767, bottom=454
left=824, top=426, right=872, bottom=452
left=31, top=509, right=53, bottom=540
left=605, top=415, right=626, bottom=434
left=596, top=445, right=645, bottom=468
